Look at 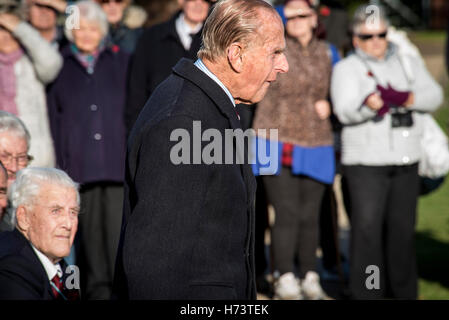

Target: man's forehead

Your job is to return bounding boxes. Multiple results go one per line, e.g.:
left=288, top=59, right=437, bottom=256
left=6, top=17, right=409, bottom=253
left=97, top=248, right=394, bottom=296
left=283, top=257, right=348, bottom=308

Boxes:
left=36, top=183, right=78, bottom=203
left=260, top=22, right=285, bottom=49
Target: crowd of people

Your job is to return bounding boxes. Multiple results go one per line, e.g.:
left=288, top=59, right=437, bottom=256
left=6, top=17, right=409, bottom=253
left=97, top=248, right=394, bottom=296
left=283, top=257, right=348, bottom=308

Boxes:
left=0, top=0, right=445, bottom=301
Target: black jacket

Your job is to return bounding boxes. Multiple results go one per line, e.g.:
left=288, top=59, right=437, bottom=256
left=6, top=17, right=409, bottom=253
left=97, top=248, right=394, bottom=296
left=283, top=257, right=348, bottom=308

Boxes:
left=109, top=22, right=143, bottom=54
left=0, top=229, right=78, bottom=300
left=113, top=58, right=257, bottom=300
left=125, top=11, right=203, bottom=132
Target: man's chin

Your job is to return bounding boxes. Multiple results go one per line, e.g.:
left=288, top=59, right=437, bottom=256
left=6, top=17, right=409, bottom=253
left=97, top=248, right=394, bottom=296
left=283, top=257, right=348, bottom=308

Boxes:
left=251, top=88, right=270, bottom=104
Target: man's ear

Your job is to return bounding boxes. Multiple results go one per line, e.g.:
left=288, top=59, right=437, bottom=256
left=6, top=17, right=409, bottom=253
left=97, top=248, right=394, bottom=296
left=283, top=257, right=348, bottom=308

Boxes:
left=16, top=205, right=30, bottom=233
left=227, top=43, right=244, bottom=73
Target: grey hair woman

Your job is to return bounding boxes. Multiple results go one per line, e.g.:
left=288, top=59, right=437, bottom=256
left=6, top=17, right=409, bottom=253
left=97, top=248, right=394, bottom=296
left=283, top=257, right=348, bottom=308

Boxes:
left=64, top=0, right=109, bottom=58
left=48, top=0, right=130, bottom=300
left=0, top=0, right=59, bottom=169
left=0, top=110, right=31, bottom=150
left=331, top=4, right=443, bottom=300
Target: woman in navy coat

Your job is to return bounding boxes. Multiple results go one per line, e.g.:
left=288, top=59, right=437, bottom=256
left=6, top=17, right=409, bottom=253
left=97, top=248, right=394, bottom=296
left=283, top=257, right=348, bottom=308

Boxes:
left=47, top=0, right=128, bottom=300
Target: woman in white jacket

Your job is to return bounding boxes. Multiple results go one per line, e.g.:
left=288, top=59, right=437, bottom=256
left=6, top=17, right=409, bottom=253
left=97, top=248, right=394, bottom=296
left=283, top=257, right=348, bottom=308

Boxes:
left=330, top=5, right=443, bottom=299
left=0, top=1, right=61, bottom=168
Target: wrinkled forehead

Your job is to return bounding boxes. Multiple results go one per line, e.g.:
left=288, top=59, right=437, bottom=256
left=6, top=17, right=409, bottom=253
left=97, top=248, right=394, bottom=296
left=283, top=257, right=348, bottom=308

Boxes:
left=255, top=8, right=284, bottom=44
left=34, top=182, right=80, bottom=207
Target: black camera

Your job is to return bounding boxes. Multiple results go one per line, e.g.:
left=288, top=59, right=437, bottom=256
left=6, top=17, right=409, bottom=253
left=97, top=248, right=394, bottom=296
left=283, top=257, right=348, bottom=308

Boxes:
left=391, top=108, right=413, bottom=128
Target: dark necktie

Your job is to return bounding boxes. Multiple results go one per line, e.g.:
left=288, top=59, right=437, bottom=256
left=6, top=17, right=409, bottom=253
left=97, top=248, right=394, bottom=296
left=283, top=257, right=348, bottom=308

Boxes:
left=51, top=274, right=81, bottom=301
left=51, top=274, right=64, bottom=299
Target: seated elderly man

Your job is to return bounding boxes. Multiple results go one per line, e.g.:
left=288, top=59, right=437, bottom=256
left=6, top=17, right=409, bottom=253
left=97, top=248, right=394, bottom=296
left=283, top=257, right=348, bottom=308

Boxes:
left=0, top=167, right=80, bottom=300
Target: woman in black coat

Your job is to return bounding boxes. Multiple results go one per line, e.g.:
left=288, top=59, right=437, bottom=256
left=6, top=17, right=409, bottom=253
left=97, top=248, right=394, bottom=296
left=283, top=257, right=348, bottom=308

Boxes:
left=47, top=0, right=129, bottom=300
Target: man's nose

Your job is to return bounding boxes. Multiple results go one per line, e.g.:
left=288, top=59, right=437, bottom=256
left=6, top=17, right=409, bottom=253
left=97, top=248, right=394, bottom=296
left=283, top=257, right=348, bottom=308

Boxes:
left=277, top=53, right=289, bottom=74
left=61, top=210, right=75, bottom=230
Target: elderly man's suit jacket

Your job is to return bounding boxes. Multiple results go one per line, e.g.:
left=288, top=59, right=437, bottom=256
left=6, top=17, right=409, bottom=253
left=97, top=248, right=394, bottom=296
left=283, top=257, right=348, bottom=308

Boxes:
left=113, top=58, right=257, bottom=300
left=0, top=229, right=73, bottom=300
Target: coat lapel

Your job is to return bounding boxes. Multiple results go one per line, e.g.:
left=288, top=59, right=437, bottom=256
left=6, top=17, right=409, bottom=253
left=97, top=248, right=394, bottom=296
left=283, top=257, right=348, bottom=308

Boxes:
left=172, top=58, right=241, bottom=130
left=173, top=58, right=257, bottom=201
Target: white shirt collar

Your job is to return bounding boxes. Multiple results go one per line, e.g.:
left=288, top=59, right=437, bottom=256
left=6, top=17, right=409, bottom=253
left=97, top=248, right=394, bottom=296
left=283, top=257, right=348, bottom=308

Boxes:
left=175, top=13, right=203, bottom=51
left=194, top=58, right=236, bottom=108
left=31, top=244, right=63, bottom=281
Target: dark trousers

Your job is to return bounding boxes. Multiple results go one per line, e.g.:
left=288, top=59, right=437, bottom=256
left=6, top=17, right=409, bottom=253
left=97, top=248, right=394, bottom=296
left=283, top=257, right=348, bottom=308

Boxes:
left=320, top=185, right=340, bottom=271
left=255, top=176, right=269, bottom=277
left=343, top=164, right=419, bottom=299
left=77, top=182, right=124, bottom=300
left=264, top=167, right=326, bottom=278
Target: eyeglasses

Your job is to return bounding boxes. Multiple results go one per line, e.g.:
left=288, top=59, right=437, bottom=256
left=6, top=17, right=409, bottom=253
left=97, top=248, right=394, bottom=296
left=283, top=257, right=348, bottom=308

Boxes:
left=286, top=13, right=314, bottom=20
left=356, top=32, right=388, bottom=41
left=0, top=152, right=33, bottom=167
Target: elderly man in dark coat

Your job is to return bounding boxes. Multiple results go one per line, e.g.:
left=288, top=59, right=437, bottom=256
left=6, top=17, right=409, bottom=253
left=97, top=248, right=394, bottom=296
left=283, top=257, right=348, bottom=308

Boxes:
left=0, top=168, right=80, bottom=300
left=113, top=0, right=289, bottom=300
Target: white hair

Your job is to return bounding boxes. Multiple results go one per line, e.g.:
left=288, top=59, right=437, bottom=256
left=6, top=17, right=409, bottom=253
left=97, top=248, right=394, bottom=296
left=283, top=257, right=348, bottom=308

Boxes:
left=352, top=4, right=390, bottom=34
left=8, top=167, right=80, bottom=225
left=0, top=111, right=30, bottom=151
left=64, top=0, right=109, bottom=43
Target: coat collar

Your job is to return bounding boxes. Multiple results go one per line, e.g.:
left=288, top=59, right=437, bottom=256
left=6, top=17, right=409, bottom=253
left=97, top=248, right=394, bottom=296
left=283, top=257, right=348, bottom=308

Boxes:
left=172, top=58, right=256, bottom=213
left=11, top=229, right=56, bottom=299
left=172, top=58, right=242, bottom=131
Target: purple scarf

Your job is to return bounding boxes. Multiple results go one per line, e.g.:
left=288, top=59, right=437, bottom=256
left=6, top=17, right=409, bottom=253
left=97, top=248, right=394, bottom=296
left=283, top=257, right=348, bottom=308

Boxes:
left=70, top=40, right=106, bottom=74
left=0, top=48, right=24, bottom=115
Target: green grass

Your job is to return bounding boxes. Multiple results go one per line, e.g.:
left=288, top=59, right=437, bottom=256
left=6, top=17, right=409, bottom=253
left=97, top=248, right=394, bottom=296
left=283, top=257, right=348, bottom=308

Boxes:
left=416, top=87, right=449, bottom=300
left=409, top=31, right=447, bottom=42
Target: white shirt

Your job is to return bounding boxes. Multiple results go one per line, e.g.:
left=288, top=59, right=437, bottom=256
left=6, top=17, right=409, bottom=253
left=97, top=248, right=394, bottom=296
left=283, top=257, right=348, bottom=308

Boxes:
left=31, top=244, right=63, bottom=281
left=194, top=59, right=236, bottom=108
left=175, top=13, right=203, bottom=51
